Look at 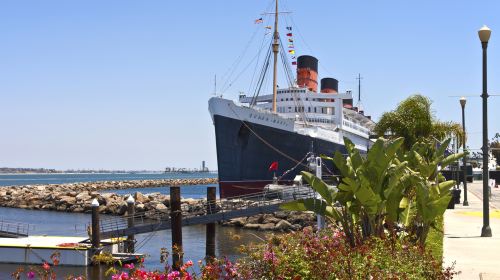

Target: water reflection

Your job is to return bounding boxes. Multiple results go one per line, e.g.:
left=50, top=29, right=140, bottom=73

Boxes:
left=0, top=207, right=267, bottom=279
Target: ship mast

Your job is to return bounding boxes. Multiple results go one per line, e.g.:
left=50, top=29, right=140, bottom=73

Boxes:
left=271, top=0, right=279, bottom=113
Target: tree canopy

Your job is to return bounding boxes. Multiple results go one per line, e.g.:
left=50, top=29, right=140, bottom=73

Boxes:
left=374, top=94, right=464, bottom=150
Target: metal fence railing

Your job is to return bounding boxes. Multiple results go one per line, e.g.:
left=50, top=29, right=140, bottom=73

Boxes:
left=96, top=185, right=316, bottom=239
left=0, top=219, right=31, bottom=237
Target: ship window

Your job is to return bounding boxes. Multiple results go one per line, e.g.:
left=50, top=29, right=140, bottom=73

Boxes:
left=308, top=107, right=311, bottom=113
left=305, top=98, right=308, bottom=101
left=298, top=98, right=301, bottom=101
left=314, top=107, right=317, bottom=113
left=290, top=98, right=294, bottom=101
left=286, top=98, right=288, bottom=101
left=281, top=99, right=283, bottom=101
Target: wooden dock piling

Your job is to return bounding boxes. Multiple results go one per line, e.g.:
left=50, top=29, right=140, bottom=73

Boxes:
left=91, top=199, right=101, bottom=250
left=205, top=187, right=217, bottom=259
left=126, top=195, right=135, bottom=253
left=170, top=186, right=183, bottom=270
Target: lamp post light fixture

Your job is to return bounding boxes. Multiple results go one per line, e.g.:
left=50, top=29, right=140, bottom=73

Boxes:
left=478, top=25, right=492, bottom=237
left=460, top=97, right=469, bottom=206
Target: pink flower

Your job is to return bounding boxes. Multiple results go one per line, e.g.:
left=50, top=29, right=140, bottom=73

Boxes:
left=167, top=270, right=180, bottom=280
left=263, top=251, right=275, bottom=261
left=113, top=272, right=129, bottom=280
left=26, top=271, right=35, bottom=279
left=124, top=263, right=135, bottom=269
left=42, top=262, right=50, bottom=271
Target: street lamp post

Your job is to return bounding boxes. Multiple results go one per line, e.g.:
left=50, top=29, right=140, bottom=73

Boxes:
left=460, top=97, right=469, bottom=206
left=478, top=25, right=492, bottom=237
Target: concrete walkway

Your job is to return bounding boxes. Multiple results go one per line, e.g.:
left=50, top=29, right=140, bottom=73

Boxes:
left=444, top=182, right=500, bottom=279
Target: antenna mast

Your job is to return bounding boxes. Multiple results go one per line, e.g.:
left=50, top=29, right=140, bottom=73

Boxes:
left=271, top=0, right=279, bottom=113
left=356, top=73, right=363, bottom=105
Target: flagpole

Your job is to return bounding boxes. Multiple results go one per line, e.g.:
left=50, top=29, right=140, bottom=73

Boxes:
left=271, top=0, right=279, bottom=113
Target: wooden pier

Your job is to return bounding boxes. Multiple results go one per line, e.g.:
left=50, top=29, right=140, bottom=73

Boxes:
left=88, top=185, right=315, bottom=268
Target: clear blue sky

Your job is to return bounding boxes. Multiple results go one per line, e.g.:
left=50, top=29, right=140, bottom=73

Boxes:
left=1, top=0, right=499, bottom=170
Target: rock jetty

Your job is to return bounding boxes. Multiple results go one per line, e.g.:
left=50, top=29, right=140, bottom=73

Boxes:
left=0, top=178, right=315, bottom=231
left=220, top=211, right=316, bottom=232
left=0, top=178, right=216, bottom=212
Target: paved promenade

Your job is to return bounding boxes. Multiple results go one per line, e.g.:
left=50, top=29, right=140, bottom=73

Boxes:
left=443, top=181, right=500, bottom=279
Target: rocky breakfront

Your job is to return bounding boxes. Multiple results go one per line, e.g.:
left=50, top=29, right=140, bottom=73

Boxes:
left=221, top=211, right=316, bottom=232
left=0, top=178, right=216, bottom=212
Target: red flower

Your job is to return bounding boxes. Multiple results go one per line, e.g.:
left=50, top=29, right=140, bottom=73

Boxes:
left=42, top=262, right=50, bottom=271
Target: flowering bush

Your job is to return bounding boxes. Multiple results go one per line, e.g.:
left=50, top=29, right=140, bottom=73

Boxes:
left=105, top=227, right=456, bottom=280
left=109, top=257, right=239, bottom=280
left=235, top=227, right=457, bottom=280
left=13, top=228, right=457, bottom=280
left=110, top=258, right=195, bottom=280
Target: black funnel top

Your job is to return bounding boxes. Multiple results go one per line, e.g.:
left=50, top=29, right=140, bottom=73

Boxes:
left=320, top=78, right=338, bottom=92
left=297, top=55, right=318, bottom=72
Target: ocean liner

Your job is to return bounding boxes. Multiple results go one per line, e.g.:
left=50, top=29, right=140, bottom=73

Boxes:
left=209, top=1, right=375, bottom=197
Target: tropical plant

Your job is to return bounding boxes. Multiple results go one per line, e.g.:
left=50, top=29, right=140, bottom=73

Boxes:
left=281, top=136, right=464, bottom=248
left=404, top=138, right=464, bottom=245
left=374, top=94, right=464, bottom=150
left=282, top=137, right=409, bottom=246
left=491, top=133, right=500, bottom=165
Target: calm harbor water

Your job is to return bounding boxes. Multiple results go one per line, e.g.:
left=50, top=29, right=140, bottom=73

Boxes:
left=0, top=172, right=218, bottom=187
left=0, top=173, right=265, bottom=279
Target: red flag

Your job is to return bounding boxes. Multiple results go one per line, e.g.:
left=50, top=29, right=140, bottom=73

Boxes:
left=286, top=33, right=293, bottom=36
left=268, top=161, right=278, bottom=171
left=291, top=61, right=297, bottom=65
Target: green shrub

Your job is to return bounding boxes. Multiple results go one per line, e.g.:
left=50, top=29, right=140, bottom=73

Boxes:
left=236, top=227, right=457, bottom=280
left=282, top=137, right=463, bottom=247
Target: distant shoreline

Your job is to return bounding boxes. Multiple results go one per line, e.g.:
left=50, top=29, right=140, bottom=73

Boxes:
left=0, top=171, right=217, bottom=175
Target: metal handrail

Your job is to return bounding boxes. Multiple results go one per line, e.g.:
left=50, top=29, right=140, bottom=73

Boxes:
left=96, top=185, right=316, bottom=238
left=0, top=219, right=31, bottom=236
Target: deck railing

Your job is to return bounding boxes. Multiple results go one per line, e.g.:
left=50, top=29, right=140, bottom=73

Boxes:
left=96, top=185, right=316, bottom=239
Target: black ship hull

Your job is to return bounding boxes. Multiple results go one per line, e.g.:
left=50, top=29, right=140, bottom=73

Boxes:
left=213, top=115, right=348, bottom=198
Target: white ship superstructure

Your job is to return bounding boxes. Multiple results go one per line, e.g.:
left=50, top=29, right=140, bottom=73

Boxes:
left=208, top=0, right=375, bottom=197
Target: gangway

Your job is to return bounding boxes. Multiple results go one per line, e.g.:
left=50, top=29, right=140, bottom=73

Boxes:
left=0, top=219, right=31, bottom=238
left=94, top=185, right=315, bottom=239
